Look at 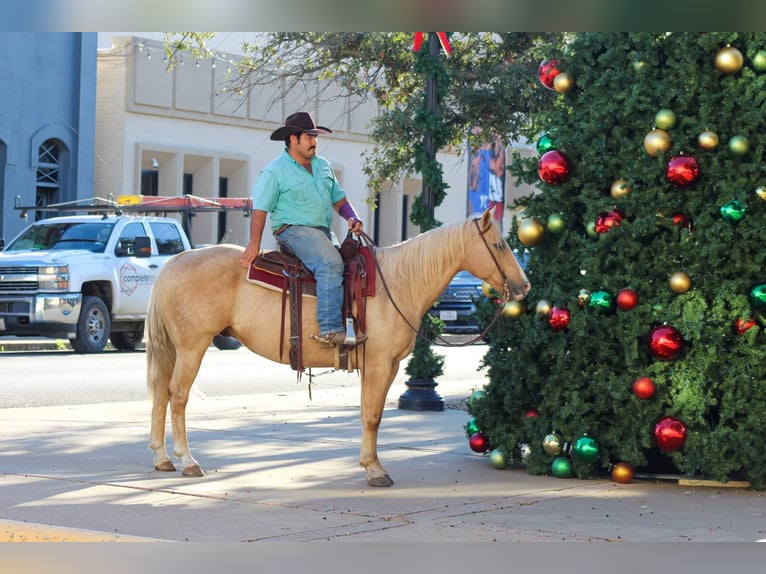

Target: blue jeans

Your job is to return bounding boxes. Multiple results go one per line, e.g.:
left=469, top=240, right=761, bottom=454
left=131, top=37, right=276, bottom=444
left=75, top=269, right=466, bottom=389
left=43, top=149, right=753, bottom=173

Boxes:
left=277, top=225, right=345, bottom=336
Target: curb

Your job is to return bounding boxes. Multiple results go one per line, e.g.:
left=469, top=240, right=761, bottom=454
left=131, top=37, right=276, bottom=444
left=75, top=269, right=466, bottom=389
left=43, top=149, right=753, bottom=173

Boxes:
left=0, top=519, right=166, bottom=542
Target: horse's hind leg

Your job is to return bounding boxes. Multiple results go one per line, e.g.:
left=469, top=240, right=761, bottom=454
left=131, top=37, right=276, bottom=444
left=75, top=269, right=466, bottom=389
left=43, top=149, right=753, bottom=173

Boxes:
left=148, top=347, right=176, bottom=472
left=166, top=347, right=208, bottom=477
left=359, top=362, right=397, bottom=487
left=149, top=386, right=176, bottom=472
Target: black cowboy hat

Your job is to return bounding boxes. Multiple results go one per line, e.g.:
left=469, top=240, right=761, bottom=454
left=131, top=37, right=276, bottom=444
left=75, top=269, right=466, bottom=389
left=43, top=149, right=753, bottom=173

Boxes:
left=269, top=111, right=332, bottom=141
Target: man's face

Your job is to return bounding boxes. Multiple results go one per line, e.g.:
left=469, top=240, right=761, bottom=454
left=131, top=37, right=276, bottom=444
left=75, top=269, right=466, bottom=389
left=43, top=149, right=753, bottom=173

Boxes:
left=293, top=132, right=318, bottom=157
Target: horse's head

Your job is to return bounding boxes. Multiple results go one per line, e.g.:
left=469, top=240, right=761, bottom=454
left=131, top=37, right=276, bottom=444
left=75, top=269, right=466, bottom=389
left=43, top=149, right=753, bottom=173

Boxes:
left=464, top=208, right=531, bottom=302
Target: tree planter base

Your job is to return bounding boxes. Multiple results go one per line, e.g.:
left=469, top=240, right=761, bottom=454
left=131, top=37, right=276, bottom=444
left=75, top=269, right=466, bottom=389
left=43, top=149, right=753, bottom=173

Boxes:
left=398, top=378, right=445, bottom=411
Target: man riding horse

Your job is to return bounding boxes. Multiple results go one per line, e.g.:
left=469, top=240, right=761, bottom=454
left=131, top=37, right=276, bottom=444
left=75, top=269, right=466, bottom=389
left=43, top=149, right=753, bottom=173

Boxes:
left=239, top=111, right=368, bottom=348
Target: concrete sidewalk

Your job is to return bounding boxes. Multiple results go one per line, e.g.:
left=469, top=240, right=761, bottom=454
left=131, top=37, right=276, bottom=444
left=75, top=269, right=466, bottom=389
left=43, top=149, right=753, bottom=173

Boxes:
left=1, top=345, right=765, bottom=543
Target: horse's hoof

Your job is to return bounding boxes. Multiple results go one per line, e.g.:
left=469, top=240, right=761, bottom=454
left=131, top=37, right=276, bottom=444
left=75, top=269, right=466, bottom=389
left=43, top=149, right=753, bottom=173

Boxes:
left=367, top=475, right=393, bottom=487
left=155, top=461, right=177, bottom=472
left=182, top=464, right=204, bottom=477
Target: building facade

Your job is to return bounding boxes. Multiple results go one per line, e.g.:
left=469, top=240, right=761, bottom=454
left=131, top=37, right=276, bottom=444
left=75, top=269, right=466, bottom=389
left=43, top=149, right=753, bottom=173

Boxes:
left=1, top=33, right=536, bottom=250
left=0, top=32, right=98, bottom=242
left=95, top=35, right=536, bottom=249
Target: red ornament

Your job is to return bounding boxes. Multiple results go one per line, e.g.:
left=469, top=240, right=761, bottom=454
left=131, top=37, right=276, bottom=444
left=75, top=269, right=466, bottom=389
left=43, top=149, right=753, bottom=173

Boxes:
left=538, top=59, right=560, bottom=89
left=654, top=416, right=687, bottom=451
left=734, top=318, right=757, bottom=335
left=594, top=209, right=623, bottom=234
left=616, top=288, right=638, bottom=311
left=524, top=408, right=540, bottom=419
left=548, top=306, right=571, bottom=331
left=469, top=432, right=490, bottom=453
left=648, top=325, right=683, bottom=361
left=666, top=155, right=700, bottom=187
left=632, top=376, right=656, bottom=400
left=538, top=150, right=571, bottom=184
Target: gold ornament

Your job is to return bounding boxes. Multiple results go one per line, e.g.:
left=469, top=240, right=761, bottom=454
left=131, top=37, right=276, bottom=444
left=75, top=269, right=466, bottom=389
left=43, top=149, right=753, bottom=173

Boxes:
left=697, top=130, right=719, bottom=151
left=611, top=462, right=634, bottom=484
left=643, top=129, right=671, bottom=157
left=578, top=289, right=591, bottom=307
left=502, top=300, right=525, bottom=318
left=654, top=108, right=676, bottom=130
left=553, top=72, right=574, bottom=94
left=535, top=299, right=552, bottom=316
left=756, top=186, right=766, bottom=201
left=729, top=135, right=749, bottom=156
left=669, top=271, right=692, bottom=294
left=517, top=218, right=545, bottom=247
left=610, top=179, right=631, bottom=199
left=715, top=46, right=744, bottom=74
left=543, top=433, right=563, bottom=456
left=482, top=281, right=498, bottom=298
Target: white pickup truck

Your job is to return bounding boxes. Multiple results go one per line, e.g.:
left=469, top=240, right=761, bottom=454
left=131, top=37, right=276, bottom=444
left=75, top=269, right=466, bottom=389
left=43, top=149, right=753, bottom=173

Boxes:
left=0, top=213, right=192, bottom=353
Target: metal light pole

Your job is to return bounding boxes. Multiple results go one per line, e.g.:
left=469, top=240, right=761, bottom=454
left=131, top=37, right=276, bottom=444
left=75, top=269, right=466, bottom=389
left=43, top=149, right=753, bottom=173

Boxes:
left=398, top=32, right=445, bottom=412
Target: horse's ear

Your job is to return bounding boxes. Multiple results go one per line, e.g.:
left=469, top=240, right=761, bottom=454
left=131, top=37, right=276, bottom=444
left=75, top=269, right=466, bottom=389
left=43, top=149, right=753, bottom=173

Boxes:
left=479, top=207, right=495, bottom=232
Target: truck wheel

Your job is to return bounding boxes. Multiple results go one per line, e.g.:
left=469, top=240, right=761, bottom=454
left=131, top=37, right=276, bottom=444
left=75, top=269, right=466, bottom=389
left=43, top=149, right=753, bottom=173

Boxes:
left=70, top=296, right=110, bottom=354
left=212, top=334, right=242, bottom=350
left=110, top=328, right=144, bottom=351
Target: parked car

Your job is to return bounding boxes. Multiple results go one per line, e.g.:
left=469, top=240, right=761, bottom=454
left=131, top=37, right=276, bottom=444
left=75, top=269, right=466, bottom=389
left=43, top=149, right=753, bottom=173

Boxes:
left=429, top=270, right=485, bottom=334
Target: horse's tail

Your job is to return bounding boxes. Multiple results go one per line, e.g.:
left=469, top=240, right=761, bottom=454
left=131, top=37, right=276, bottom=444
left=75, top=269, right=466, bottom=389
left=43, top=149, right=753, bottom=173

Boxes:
left=145, top=278, right=176, bottom=401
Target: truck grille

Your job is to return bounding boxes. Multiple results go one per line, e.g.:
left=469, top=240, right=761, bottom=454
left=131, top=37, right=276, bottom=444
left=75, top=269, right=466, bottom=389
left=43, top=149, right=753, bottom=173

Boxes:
left=0, top=266, right=38, bottom=292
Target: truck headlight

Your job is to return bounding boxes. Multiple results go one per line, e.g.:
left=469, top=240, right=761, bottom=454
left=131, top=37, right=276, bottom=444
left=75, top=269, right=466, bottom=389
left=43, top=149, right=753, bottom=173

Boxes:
left=38, top=265, right=70, bottom=290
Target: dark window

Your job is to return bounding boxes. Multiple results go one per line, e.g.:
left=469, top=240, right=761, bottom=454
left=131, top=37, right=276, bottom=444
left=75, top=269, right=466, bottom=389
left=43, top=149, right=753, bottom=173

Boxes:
left=149, top=222, right=185, bottom=255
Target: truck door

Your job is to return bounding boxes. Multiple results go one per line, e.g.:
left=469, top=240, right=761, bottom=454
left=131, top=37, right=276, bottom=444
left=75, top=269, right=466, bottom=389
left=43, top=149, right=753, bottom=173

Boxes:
left=114, top=222, right=160, bottom=317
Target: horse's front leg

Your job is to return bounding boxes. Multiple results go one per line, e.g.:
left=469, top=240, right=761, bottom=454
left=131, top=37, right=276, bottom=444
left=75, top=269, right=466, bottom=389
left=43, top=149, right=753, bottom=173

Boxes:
left=359, top=363, right=397, bottom=487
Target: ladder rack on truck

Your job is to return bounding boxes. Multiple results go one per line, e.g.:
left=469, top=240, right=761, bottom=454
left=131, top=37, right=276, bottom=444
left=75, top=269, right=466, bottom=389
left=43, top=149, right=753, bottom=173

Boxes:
left=13, top=193, right=253, bottom=237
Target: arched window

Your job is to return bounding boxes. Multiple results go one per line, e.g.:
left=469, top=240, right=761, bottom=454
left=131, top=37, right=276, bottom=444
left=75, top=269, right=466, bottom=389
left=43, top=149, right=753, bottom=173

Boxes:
left=36, top=139, right=63, bottom=220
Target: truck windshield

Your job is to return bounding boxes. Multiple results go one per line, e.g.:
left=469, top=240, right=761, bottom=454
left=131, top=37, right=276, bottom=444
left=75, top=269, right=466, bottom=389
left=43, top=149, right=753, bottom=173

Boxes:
left=5, top=222, right=116, bottom=253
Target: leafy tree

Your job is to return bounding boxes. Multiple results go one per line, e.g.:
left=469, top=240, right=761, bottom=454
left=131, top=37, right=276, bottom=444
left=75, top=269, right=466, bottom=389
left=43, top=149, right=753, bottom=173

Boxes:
left=472, top=32, right=766, bottom=488
left=166, top=32, right=566, bottom=228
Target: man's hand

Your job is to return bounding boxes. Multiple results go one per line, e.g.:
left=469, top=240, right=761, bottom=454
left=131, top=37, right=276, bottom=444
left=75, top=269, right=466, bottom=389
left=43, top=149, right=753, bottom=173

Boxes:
left=240, top=243, right=260, bottom=269
left=347, top=217, right=363, bottom=236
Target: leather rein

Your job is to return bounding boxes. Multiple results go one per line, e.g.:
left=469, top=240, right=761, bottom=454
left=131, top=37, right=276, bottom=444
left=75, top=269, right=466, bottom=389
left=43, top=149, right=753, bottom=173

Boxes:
left=359, top=218, right=511, bottom=348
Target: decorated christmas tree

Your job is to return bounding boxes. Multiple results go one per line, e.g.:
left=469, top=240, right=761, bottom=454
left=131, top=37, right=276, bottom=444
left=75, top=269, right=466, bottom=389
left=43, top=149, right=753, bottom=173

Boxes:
left=470, top=32, right=766, bottom=488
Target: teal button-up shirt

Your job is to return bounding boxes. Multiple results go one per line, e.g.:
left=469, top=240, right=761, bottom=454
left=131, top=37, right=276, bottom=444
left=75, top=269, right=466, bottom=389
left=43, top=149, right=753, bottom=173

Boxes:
left=252, top=149, right=346, bottom=232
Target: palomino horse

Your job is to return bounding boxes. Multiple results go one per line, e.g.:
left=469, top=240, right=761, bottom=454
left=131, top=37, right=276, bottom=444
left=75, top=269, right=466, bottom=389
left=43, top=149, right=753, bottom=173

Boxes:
left=145, top=208, right=530, bottom=487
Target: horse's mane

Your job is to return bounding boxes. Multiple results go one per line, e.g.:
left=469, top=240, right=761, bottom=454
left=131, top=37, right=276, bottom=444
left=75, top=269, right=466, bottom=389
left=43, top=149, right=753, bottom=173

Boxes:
left=374, top=218, right=470, bottom=308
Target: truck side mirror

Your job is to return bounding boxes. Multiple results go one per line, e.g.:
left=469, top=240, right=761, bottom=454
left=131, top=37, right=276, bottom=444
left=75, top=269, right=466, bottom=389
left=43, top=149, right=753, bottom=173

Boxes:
left=135, top=235, right=152, bottom=258
left=0, top=238, right=4, bottom=251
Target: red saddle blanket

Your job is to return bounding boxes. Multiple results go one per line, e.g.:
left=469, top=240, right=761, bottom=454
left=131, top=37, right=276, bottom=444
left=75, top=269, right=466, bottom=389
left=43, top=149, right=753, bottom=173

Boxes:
left=248, top=246, right=376, bottom=298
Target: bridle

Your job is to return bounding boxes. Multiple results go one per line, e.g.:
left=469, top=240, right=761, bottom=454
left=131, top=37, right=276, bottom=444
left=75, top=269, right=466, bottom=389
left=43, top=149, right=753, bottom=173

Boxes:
left=359, top=218, right=514, bottom=348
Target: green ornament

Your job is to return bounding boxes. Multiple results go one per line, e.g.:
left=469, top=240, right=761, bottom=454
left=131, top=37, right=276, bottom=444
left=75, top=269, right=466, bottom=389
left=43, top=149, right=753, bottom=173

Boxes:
left=750, top=284, right=766, bottom=310
left=489, top=448, right=508, bottom=469
left=551, top=456, right=573, bottom=478
left=588, top=290, right=614, bottom=314
left=720, top=200, right=746, bottom=222
left=543, top=432, right=563, bottom=455
left=469, top=389, right=486, bottom=405
left=465, top=417, right=480, bottom=438
left=572, top=435, right=600, bottom=464
left=546, top=213, right=566, bottom=234
left=537, top=134, right=556, bottom=155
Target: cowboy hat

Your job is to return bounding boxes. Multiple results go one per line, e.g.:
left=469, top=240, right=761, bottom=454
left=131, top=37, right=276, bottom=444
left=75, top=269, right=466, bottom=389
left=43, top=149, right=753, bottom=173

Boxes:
left=269, top=111, right=332, bottom=141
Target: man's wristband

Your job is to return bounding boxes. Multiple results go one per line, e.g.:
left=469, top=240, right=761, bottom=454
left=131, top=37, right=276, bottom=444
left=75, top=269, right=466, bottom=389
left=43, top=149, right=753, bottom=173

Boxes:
left=339, top=202, right=361, bottom=225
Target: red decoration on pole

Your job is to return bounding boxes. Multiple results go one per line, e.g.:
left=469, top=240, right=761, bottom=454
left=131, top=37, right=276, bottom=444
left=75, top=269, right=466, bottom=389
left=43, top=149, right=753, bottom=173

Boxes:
left=413, top=32, right=451, bottom=55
